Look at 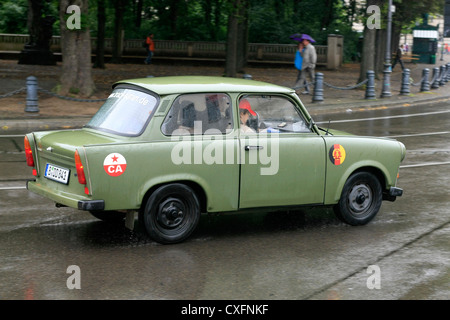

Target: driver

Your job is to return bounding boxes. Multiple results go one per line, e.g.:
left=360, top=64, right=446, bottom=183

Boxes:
left=239, top=99, right=256, bottom=133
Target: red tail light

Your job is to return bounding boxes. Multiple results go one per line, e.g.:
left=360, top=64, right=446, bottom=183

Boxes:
left=24, top=136, right=34, bottom=167
left=74, top=150, right=87, bottom=185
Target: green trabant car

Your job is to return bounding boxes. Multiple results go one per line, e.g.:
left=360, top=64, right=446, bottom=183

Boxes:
left=25, top=76, right=405, bottom=244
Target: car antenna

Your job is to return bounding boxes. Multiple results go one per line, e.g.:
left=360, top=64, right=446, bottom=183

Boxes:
left=325, top=119, right=331, bottom=135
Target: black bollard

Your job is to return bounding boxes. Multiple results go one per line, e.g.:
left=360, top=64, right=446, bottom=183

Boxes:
left=400, top=68, right=410, bottom=95
left=420, top=68, right=430, bottom=92
left=25, top=76, right=39, bottom=113
left=446, top=63, right=450, bottom=81
left=312, top=72, right=324, bottom=103
left=439, top=65, right=446, bottom=86
left=445, top=64, right=449, bottom=82
left=431, top=67, right=440, bottom=89
left=445, top=64, right=448, bottom=82
left=380, top=63, right=392, bottom=98
left=365, top=70, right=376, bottom=99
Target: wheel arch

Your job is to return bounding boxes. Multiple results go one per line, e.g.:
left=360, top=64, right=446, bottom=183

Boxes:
left=352, top=166, right=386, bottom=190
left=327, top=164, right=389, bottom=205
left=140, top=180, right=207, bottom=214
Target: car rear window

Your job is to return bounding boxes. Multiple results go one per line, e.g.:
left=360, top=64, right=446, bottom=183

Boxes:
left=86, top=86, right=158, bottom=136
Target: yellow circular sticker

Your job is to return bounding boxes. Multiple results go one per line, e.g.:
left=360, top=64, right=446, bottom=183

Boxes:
left=329, top=144, right=346, bottom=165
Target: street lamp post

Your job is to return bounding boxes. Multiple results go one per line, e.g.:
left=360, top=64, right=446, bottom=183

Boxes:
left=381, top=0, right=393, bottom=98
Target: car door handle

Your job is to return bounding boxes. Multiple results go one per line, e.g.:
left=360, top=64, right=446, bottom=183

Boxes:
left=245, top=145, right=264, bottom=151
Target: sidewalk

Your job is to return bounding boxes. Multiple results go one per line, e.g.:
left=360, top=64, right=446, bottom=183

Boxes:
left=1, top=55, right=450, bottom=134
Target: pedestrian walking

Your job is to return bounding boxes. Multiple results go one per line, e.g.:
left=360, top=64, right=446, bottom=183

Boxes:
left=144, top=33, right=155, bottom=65
left=392, top=44, right=405, bottom=71
left=297, top=34, right=317, bottom=95
left=294, top=42, right=305, bottom=90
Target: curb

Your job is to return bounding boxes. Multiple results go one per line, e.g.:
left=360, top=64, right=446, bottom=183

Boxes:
left=1, top=117, right=91, bottom=135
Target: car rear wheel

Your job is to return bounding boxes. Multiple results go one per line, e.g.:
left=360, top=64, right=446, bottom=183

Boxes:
left=142, top=184, right=201, bottom=244
left=334, top=172, right=382, bottom=226
left=89, top=210, right=126, bottom=223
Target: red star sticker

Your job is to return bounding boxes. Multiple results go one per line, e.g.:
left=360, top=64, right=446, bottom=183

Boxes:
left=111, top=155, right=119, bottom=162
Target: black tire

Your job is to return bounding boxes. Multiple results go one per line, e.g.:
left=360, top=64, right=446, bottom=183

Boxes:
left=142, top=184, right=201, bottom=244
left=89, top=210, right=126, bottom=223
left=334, top=172, right=382, bottom=226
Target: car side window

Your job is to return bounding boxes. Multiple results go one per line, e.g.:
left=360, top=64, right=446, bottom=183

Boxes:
left=162, top=93, right=233, bottom=135
left=238, top=95, right=310, bottom=133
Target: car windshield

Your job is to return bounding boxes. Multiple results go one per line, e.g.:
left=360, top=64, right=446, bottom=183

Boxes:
left=86, top=87, right=158, bottom=136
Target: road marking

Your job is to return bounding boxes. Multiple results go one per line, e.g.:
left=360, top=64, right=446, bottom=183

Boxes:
left=385, top=131, right=450, bottom=138
left=0, top=186, right=26, bottom=190
left=400, top=161, right=450, bottom=169
left=0, top=135, right=24, bottom=138
left=316, top=110, right=450, bottom=124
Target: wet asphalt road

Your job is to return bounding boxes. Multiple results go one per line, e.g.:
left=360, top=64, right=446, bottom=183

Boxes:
left=0, top=100, right=449, bottom=301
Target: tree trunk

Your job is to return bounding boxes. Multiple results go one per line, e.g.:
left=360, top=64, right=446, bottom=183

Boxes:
left=375, top=29, right=386, bottom=76
left=358, top=0, right=382, bottom=83
left=225, top=0, right=240, bottom=77
left=225, top=0, right=249, bottom=77
left=59, top=0, right=95, bottom=97
left=27, top=0, right=42, bottom=49
left=94, top=0, right=106, bottom=69
left=321, top=0, right=336, bottom=31
left=391, top=23, right=401, bottom=56
left=358, top=21, right=376, bottom=82
left=136, top=0, right=143, bottom=28
left=169, top=0, right=180, bottom=39
left=111, top=0, right=125, bottom=64
left=203, top=0, right=214, bottom=40
left=213, top=0, right=223, bottom=41
left=19, top=0, right=56, bottom=65
left=236, top=0, right=249, bottom=73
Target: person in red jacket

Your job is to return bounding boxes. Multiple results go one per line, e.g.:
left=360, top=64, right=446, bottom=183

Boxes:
left=145, top=33, right=155, bottom=65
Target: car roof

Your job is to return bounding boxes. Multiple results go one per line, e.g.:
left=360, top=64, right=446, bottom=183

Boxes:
left=114, top=76, right=295, bottom=96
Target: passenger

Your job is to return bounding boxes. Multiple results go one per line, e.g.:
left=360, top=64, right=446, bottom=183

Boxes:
left=239, top=99, right=256, bottom=133
left=178, top=101, right=196, bottom=134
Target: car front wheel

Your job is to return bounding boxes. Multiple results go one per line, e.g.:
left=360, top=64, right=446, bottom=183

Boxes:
left=142, top=184, right=201, bottom=244
left=334, top=172, right=382, bottom=226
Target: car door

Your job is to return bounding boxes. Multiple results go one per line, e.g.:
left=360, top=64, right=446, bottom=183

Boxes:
left=160, top=93, right=240, bottom=212
left=238, top=95, right=326, bottom=209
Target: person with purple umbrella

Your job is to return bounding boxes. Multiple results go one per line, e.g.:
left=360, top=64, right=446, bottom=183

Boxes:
left=294, top=41, right=305, bottom=89
left=295, top=34, right=317, bottom=95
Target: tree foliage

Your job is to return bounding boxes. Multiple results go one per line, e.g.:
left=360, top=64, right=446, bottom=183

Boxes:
left=0, top=0, right=28, bottom=33
left=391, top=0, right=445, bottom=48
left=357, top=0, right=445, bottom=82
left=0, top=0, right=445, bottom=64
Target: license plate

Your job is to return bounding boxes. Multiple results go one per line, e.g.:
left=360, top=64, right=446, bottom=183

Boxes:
left=45, top=163, right=70, bottom=184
